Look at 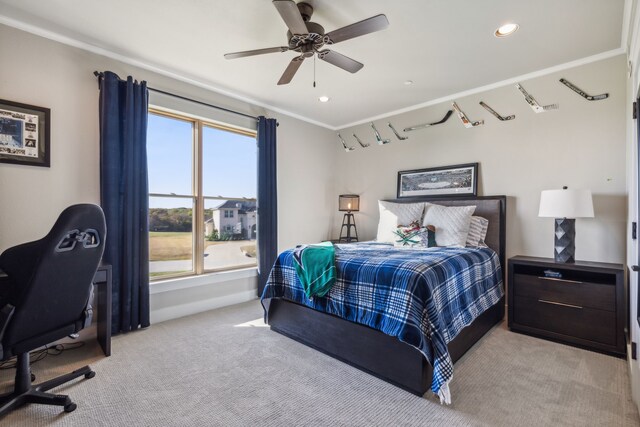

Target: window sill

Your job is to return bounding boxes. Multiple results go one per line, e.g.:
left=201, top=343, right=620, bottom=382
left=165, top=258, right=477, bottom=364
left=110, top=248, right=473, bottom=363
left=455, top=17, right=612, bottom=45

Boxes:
left=149, top=267, right=258, bottom=295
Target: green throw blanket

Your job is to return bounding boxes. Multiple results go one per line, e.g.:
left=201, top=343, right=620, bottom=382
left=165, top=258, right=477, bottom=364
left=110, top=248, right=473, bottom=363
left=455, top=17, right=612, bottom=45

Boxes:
left=292, top=241, right=336, bottom=298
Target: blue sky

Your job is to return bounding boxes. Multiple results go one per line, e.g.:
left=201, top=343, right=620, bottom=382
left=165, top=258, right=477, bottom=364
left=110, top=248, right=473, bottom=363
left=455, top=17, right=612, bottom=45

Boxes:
left=147, top=113, right=256, bottom=209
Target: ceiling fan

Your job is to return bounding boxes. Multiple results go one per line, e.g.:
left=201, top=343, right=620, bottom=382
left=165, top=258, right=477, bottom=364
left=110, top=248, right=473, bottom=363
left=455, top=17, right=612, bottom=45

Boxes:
left=224, top=0, right=389, bottom=85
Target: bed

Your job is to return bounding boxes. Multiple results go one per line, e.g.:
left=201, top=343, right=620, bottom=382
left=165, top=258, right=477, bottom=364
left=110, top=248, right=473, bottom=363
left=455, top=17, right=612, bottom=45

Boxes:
left=261, top=195, right=506, bottom=402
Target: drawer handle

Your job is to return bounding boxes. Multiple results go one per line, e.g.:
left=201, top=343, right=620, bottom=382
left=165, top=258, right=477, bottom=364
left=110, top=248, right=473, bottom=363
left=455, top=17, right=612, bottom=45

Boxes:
left=537, top=276, right=583, bottom=284
left=538, top=299, right=583, bottom=310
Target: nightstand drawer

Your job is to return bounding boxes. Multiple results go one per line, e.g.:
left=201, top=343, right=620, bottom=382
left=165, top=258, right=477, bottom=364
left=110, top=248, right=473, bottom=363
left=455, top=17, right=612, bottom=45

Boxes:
left=513, top=296, right=616, bottom=345
left=513, top=273, right=615, bottom=312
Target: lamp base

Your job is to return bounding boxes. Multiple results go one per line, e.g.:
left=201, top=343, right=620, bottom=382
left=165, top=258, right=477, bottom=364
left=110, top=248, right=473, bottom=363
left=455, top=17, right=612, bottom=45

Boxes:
left=554, top=218, right=575, bottom=263
left=339, top=212, right=358, bottom=243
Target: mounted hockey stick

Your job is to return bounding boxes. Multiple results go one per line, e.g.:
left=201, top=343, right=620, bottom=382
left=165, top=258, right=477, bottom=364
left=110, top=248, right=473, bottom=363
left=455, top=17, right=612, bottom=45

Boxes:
left=452, top=102, right=483, bottom=128
left=387, top=123, right=408, bottom=140
left=479, top=101, right=515, bottom=121
left=516, top=83, right=558, bottom=113
left=559, top=78, right=609, bottom=101
left=337, top=133, right=355, bottom=152
left=371, top=123, right=391, bottom=145
left=403, top=110, right=453, bottom=132
left=353, top=133, right=369, bottom=148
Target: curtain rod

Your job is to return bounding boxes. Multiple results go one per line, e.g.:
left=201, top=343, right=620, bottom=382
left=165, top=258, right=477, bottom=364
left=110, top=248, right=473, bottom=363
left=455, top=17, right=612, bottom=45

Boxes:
left=93, top=71, right=259, bottom=122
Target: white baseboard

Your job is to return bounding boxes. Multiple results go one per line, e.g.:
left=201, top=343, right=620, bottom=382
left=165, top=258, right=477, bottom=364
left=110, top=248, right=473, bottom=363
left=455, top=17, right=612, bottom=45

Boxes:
left=150, top=289, right=258, bottom=324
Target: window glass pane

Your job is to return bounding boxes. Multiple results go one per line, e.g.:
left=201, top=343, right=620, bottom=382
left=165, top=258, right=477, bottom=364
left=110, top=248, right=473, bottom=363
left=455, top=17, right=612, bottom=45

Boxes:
left=149, top=196, right=194, bottom=278
left=204, top=199, right=257, bottom=271
left=202, top=126, right=256, bottom=198
left=147, top=113, right=193, bottom=195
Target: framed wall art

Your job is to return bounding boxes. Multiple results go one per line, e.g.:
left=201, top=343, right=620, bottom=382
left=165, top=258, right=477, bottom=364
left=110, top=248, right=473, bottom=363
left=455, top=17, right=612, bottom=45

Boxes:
left=397, top=163, right=478, bottom=199
left=0, top=99, right=50, bottom=167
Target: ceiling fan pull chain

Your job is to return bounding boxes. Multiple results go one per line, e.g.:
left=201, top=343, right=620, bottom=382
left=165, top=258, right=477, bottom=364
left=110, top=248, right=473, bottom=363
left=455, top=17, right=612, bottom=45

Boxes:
left=313, top=55, right=316, bottom=88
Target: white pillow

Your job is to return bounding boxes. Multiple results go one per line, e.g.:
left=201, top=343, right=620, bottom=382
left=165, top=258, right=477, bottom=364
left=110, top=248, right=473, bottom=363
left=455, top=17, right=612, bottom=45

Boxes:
left=423, top=203, right=476, bottom=247
left=376, top=201, right=424, bottom=243
left=466, top=216, right=489, bottom=247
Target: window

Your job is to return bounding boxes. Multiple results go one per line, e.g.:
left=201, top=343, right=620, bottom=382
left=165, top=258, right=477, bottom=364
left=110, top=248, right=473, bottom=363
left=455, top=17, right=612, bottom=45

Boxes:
left=147, top=109, right=257, bottom=280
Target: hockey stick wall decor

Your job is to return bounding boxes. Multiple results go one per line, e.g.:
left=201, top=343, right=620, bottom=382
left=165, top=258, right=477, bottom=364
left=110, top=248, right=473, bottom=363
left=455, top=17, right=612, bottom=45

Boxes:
left=559, top=78, right=609, bottom=101
left=353, top=133, right=369, bottom=148
left=337, top=133, right=355, bottom=152
left=388, top=123, right=408, bottom=140
left=479, top=101, right=515, bottom=121
left=403, top=110, right=453, bottom=132
left=371, top=123, right=391, bottom=145
left=452, top=102, right=484, bottom=128
left=516, top=83, right=558, bottom=113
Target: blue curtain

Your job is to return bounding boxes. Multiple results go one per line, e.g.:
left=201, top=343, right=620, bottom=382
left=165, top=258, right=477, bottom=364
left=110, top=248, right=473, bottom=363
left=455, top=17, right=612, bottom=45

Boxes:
left=257, top=117, right=278, bottom=296
left=98, top=71, right=150, bottom=333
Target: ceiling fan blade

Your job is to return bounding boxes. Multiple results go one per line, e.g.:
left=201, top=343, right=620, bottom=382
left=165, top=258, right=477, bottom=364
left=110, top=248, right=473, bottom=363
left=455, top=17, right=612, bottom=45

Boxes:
left=325, top=14, right=389, bottom=44
left=278, top=56, right=305, bottom=85
left=318, top=50, right=363, bottom=73
left=272, top=0, right=308, bottom=35
left=224, top=46, right=289, bottom=59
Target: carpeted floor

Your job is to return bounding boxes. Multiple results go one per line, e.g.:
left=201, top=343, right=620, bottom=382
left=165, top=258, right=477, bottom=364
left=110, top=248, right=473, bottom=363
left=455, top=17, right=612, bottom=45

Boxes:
left=1, top=300, right=638, bottom=426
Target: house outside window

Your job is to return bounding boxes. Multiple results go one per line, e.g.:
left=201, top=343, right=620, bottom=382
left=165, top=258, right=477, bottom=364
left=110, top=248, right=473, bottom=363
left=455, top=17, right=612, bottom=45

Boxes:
left=147, top=109, right=257, bottom=280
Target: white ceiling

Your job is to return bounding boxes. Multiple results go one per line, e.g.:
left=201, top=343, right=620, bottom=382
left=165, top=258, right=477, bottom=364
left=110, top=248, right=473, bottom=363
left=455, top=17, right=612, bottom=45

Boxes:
left=0, top=0, right=627, bottom=129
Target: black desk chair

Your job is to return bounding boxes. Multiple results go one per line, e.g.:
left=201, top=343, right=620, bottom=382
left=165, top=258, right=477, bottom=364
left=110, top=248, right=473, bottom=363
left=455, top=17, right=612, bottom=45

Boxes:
left=0, top=204, right=106, bottom=416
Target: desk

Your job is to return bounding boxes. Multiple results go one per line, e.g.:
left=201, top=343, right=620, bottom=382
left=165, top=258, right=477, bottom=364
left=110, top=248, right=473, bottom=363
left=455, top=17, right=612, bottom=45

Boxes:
left=93, top=264, right=112, bottom=357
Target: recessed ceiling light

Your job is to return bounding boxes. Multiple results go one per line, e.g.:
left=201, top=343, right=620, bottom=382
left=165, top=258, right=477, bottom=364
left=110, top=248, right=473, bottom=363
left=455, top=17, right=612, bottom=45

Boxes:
left=318, top=96, right=330, bottom=103
left=495, top=23, right=519, bottom=37
left=404, top=80, right=414, bottom=86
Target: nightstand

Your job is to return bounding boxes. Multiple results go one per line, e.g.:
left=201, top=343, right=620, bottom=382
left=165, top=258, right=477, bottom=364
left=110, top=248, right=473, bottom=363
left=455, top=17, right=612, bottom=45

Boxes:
left=508, top=256, right=625, bottom=357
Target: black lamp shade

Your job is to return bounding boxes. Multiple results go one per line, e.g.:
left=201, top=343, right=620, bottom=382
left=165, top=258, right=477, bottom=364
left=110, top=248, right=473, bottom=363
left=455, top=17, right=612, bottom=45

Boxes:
left=339, top=194, right=360, bottom=212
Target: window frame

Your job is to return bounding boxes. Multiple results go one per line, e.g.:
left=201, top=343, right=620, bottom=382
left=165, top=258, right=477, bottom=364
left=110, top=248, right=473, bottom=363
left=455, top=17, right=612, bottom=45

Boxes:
left=148, top=107, right=257, bottom=281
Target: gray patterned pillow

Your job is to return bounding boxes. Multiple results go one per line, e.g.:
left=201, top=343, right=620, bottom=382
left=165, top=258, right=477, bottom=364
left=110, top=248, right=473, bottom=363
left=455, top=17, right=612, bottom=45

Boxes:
left=466, top=216, right=489, bottom=247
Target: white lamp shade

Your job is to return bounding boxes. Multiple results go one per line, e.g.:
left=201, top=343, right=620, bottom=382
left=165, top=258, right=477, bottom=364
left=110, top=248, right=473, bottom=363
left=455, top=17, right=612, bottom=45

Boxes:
left=538, top=189, right=594, bottom=218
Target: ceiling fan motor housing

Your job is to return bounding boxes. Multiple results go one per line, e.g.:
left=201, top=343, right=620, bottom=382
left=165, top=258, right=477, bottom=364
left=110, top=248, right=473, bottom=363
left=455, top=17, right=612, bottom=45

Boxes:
left=287, top=21, right=325, bottom=54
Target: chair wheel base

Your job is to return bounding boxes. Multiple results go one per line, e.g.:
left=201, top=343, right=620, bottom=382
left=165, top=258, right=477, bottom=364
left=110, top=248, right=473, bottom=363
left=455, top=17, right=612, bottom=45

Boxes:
left=0, top=360, right=95, bottom=417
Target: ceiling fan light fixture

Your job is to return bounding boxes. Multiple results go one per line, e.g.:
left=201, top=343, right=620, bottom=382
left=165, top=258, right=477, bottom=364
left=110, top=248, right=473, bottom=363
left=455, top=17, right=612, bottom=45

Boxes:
left=318, top=96, right=330, bottom=102
left=495, top=23, right=519, bottom=37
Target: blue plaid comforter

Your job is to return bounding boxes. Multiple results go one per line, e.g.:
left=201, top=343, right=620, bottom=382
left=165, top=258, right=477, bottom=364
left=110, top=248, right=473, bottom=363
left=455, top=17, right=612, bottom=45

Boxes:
left=261, top=242, right=504, bottom=403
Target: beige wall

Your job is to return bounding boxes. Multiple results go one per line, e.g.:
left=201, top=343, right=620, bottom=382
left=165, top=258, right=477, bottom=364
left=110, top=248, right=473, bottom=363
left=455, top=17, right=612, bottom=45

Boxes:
left=0, top=24, right=337, bottom=320
left=335, top=55, right=628, bottom=264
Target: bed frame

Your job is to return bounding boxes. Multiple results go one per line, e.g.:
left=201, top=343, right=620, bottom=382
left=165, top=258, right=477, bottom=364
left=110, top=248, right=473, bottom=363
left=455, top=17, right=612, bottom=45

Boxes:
left=265, top=195, right=506, bottom=396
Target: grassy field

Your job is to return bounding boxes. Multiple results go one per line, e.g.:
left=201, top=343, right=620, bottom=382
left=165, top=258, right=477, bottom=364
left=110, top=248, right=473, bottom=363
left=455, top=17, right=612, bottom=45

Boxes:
left=149, top=232, right=256, bottom=261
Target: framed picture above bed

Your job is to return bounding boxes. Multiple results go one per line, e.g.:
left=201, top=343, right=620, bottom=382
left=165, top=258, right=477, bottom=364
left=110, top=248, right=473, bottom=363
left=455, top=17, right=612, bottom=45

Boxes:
left=397, top=162, right=478, bottom=199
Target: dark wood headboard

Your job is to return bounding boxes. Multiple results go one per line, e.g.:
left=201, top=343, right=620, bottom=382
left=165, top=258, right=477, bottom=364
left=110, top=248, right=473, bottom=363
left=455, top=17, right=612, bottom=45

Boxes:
left=384, top=196, right=507, bottom=276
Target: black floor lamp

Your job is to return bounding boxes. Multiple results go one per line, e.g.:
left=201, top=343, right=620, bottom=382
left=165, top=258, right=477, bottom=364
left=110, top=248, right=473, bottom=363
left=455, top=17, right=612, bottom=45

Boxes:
left=338, top=194, right=359, bottom=243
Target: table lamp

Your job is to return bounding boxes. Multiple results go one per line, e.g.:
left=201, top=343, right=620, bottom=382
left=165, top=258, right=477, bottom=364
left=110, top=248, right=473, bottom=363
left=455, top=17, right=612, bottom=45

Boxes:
left=338, top=194, right=359, bottom=243
left=538, top=187, right=594, bottom=263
